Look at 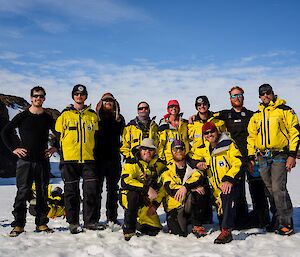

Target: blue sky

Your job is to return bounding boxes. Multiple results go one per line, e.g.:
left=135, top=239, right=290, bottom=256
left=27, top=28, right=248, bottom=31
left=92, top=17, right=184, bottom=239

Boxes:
left=1, top=0, right=300, bottom=119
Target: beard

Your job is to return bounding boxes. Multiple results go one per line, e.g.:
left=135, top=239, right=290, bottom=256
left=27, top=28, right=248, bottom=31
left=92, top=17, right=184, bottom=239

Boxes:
left=231, top=99, right=243, bottom=108
left=173, top=153, right=185, bottom=162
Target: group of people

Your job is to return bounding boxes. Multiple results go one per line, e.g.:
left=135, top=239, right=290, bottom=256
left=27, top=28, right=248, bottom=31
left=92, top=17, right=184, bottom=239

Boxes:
left=1, top=83, right=298, bottom=244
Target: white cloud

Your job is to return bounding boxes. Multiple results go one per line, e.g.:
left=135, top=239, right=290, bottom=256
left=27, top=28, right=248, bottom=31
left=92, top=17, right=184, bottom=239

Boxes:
left=1, top=55, right=300, bottom=122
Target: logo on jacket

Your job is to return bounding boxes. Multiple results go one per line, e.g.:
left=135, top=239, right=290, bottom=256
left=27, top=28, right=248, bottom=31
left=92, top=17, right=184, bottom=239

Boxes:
left=87, top=124, right=92, bottom=131
left=219, top=161, right=225, bottom=167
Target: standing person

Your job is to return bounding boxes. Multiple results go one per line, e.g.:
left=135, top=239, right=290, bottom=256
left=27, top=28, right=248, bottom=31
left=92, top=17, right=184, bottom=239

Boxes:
left=1, top=86, right=57, bottom=237
left=247, top=84, right=299, bottom=235
left=120, top=101, right=158, bottom=160
left=158, top=100, right=189, bottom=164
left=55, top=84, right=102, bottom=234
left=95, top=92, right=125, bottom=226
left=120, top=138, right=166, bottom=241
left=188, top=95, right=226, bottom=146
left=214, top=86, right=270, bottom=229
left=161, top=140, right=209, bottom=238
left=189, top=122, right=243, bottom=244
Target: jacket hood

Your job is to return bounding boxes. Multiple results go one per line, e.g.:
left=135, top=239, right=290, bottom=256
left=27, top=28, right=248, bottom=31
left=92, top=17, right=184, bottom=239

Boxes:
left=258, top=96, right=286, bottom=111
left=210, top=132, right=233, bottom=156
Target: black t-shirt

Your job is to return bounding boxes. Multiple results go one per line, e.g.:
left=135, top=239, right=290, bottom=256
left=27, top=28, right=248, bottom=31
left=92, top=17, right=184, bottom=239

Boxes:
left=217, top=107, right=254, bottom=157
left=1, top=109, right=54, bottom=161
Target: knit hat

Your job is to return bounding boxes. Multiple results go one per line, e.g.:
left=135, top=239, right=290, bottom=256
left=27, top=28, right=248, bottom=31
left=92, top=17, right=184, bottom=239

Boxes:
left=167, top=99, right=180, bottom=113
left=195, top=96, right=210, bottom=109
left=101, top=92, right=115, bottom=101
left=139, top=138, right=156, bottom=150
left=202, top=121, right=217, bottom=133
left=259, top=84, right=274, bottom=96
left=171, top=139, right=185, bottom=150
left=72, top=84, right=88, bottom=99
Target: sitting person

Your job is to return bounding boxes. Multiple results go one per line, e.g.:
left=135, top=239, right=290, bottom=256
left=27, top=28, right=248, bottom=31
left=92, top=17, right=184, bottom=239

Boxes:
left=189, top=122, right=243, bottom=244
left=120, top=138, right=166, bottom=241
left=160, top=140, right=209, bottom=238
left=29, top=184, right=65, bottom=220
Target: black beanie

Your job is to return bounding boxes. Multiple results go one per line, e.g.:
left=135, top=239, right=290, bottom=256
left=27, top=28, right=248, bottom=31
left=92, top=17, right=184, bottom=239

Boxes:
left=259, top=84, right=273, bottom=95
left=72, top=84, right=88, bottom=99
left=195, top=95, right=210, bottom=109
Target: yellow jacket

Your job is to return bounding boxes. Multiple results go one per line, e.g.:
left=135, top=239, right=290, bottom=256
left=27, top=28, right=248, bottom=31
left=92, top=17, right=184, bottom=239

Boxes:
left=188, top=111, right=226, bottom=146
left=120, top=156, right=166, bottom=228
left=247, top=97, right=300, bottom=157
left=189, top=132, right=242, bottom=199
left=55, top=104, right=99, bottom=163
left=120, top=117, right=158, bottom=159
left=157, top=115, right=190, bottom=164
left=160, top=162, right=203, bottom=212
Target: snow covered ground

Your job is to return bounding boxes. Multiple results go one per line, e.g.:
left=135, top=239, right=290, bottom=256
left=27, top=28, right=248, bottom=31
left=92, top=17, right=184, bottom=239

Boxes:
left=0, top=162, right=300, bottom=257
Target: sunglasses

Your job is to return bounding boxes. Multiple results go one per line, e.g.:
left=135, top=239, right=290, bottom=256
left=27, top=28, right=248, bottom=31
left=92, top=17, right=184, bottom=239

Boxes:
left=196, top=102, right=207, bottom=107
left=203, top=129, right=216, bottom=135
left=73, top=92, right=86, bottom=96
left=259, top=90, right=272, bottom=96
left=168, top=105, right=179, bottom=109
left=172, top=147, right=185, bottom=152
left=103, top=98, right=114, bottom=103
left=138, top=106, right=149, bottom=111
left=140, top=146, right=155, bottom=151
left=230, top=93, right=244, bottom=99
left=32, top=94, right=45, bottom=99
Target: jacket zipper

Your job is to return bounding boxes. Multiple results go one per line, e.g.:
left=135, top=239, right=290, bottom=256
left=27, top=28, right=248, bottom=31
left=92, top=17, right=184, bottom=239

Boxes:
left=278, top=121, right=289, bottom=141
left=79, top=114, right=83, bottom=162
left=263, top=109, right=267, bottom=148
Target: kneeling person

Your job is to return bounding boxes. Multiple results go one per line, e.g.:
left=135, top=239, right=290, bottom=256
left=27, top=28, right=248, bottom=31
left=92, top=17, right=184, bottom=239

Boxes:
left=189, top=122, right=243, bottom=244
left=161, top=140, right=208, bottom=238
left=120, top=138, right=165, bottom=241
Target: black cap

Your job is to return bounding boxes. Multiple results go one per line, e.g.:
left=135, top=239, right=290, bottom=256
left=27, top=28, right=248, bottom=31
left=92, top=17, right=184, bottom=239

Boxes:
left=171, top=140, right=185, bottom=150
left=72, top=84, right=88, bottom=99
left=195, top=95, right=210, bottom=109
left=259, top=84, right=273, bottom=96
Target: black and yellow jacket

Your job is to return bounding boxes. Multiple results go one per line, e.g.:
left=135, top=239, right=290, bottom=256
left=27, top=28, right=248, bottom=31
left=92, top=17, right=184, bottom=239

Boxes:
left=189, top=132, right=242, bottom=199
left=188, top=111, right=226, bottom=149
left=120, top=117, right=158, bottom=159
left=160, top=162, right=203, bottom=212
left=247, top=97, right=300, bottom=158
left=121, top=156, right=166, bottom=195
left=55, top=104, right=99, bottom=163
left=120, top=155, right=166, bottom=228
left=157, top=114, right=189, bottom=164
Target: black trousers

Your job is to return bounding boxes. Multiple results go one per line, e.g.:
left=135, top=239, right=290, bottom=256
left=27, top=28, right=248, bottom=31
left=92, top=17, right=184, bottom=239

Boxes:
left=167, top=191, right=209, bottom=236
left=12, top=159, right=50, bottom=227
left=62, top=162, right=99, bottom=225
left=218, top=184, right=241, bottom=229
left=123, top=191, right=143, bottom=233
left=96, top=159, right=121, bottom=222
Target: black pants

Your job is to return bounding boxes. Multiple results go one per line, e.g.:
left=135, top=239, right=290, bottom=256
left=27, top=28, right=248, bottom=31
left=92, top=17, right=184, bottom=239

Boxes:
left=12, top=159, right=50, bottom=227
left=62, top=162, right=99, bottom=225
left=218, top=184, right=241, bottom=229
left=123, top=191, right=144, bottom=233
left=248, top=175, right=270, bottom=227
left=96, top=159, right=121, bottom=222
left=167, top=191, right=208, bottom=236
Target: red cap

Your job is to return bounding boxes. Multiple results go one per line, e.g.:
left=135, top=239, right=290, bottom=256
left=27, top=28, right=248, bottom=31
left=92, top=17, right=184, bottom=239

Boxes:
left=202, top=121, right=217, bottom=133
left=167, top=99, right=180, bottom=114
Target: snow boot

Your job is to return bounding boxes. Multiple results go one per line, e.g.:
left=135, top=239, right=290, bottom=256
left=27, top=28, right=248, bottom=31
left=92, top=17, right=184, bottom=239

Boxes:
left=214, top=228, right=233, bottom=244
left=192, top=226, right=207, bottom=238
left=35, top=224, right=54, bottom=233
left=9, top=226, right=24, bottom=237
